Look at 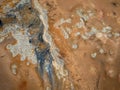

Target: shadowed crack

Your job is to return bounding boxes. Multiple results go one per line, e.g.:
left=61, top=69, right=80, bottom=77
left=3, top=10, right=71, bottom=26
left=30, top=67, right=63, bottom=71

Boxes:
left=0, top=20, right=3, bottom=27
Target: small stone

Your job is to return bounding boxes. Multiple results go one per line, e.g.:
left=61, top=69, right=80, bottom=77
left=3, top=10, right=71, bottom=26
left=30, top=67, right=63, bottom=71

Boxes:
left=72, top=44, right=78, bottom=49
left=61, top=27, right=69, bottom=39
left=0, top=37, right=5, bottom=43
left=114, top=32, right=120, bottom=37
left=71, top=83, right=74, bottom=90
left=75, top=22, right=83, bottom=28
left=105, top=26, right=112, bottom=30
left=11, top=64, right=17, bottom=75
left=91, top=53, right=97, bottom=58
left=75, top=32, right=80, bottom=37
left=99, top=48, right=104, bottom=54
left=102, top=26, right=112, bottom=33
left=26, top=62, right=30, bottom=66
left=96, top=33, right=103, bottom=39
left=91, top=27, right=98, bottom=35
left=46, top=87, right=51, bottom=90
left=81, top=34, right=89, bottom=40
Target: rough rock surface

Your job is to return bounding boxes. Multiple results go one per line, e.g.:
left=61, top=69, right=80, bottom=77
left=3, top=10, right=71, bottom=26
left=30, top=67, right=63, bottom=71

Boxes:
left=0, top=0, right=120, bottom=90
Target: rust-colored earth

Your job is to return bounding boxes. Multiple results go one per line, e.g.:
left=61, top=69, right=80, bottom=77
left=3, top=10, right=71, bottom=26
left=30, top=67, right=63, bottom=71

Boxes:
left=0, top=0, right=120, bottom=90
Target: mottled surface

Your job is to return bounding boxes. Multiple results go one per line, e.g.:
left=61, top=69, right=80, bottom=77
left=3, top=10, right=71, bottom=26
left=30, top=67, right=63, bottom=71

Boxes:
left=0, top=0, right=120, bottom=90
left=39, top=0, right=120, bottom=90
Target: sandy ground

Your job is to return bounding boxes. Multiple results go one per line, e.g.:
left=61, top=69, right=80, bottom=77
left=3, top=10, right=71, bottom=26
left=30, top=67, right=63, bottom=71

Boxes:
left=0, top=0, right=120, bottom=90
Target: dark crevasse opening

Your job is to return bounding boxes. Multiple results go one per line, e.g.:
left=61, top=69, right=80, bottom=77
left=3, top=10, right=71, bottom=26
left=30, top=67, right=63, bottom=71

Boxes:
left=0, top=20, right=3, bottom=27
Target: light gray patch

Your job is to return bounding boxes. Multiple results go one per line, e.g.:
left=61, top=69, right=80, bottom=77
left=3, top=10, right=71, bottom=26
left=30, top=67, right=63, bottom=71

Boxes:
left=72, top=44, right=78, bottom=49
left=99, top=48, right=104, bottom=54
left=11, top=64, right=17, bottom=75
left=91, top=52, right=97, bottom=58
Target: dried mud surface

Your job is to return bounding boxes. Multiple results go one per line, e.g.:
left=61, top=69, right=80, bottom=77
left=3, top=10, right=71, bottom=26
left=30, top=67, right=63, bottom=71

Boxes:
left=0, top=0, right=120, bottom=90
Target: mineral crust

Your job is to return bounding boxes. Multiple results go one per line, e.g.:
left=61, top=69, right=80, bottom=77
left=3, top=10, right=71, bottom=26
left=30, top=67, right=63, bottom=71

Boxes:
left=0, top=0, right=120, bottom=90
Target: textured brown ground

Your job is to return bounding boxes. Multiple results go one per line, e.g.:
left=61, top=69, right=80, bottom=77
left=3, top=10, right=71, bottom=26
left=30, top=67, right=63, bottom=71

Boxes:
left=39, top=0, right=120, bottom=90
left=0, top=0, right=120, bottom=90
